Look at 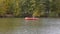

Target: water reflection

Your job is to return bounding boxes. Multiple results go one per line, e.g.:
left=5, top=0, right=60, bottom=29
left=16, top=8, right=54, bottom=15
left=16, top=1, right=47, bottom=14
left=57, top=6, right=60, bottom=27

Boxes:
left=0, top=18, right=60, bottom=34
left=0, top=18, right=13, bottom=34
left=0, top=18, right=41, bottom=34
left=24, top=19, right=42, bottom=27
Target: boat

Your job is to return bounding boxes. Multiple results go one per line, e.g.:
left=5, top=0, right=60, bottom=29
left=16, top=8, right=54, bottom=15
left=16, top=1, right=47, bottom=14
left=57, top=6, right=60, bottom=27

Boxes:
left=25, top=17, right=39, bottom=20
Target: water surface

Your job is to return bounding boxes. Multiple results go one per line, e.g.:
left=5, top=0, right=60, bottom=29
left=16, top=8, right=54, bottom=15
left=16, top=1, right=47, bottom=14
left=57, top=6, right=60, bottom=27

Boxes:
left=0, top=18, right=60, bottom=34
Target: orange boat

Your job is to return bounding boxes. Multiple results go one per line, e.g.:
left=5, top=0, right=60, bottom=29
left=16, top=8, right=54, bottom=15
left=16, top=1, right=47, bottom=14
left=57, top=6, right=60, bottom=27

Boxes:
left=25, top=17, right=39, bottom=20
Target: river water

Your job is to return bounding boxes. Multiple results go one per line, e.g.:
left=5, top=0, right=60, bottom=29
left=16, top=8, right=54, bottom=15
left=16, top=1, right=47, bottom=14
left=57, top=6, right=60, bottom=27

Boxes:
left=0, top=18, right=60, bottom=34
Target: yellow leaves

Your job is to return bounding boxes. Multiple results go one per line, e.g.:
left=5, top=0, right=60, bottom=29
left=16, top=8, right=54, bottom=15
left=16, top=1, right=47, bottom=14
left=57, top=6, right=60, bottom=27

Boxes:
left=30, top=0, right=36, bottom=3
left=0, top=0, right=12, bottom=15
left=0, top=0, right=4, bottom=3
left=13, top=0, right=22, bottom=16
left=33, top=11, right=40, bottom=17
left=49, top=0, right=53, bottom=2
left=0, top=1, right=7, bottom=14
left=33, top=7, right=40, bottom=17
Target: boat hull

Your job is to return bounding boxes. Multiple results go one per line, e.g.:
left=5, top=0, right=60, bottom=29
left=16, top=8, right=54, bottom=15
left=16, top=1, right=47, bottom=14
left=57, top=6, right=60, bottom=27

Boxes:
left=25, top=17, right=39, bottom=20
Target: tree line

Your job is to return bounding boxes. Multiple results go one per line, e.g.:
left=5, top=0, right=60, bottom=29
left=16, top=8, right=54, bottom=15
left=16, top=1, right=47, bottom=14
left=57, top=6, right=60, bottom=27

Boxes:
left=0, top=0, right=60, bottom=17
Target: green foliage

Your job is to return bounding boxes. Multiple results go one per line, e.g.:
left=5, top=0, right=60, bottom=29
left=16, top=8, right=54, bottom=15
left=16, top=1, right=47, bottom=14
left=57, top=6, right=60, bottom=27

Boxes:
left=0, top=0, right=60, bottom=17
